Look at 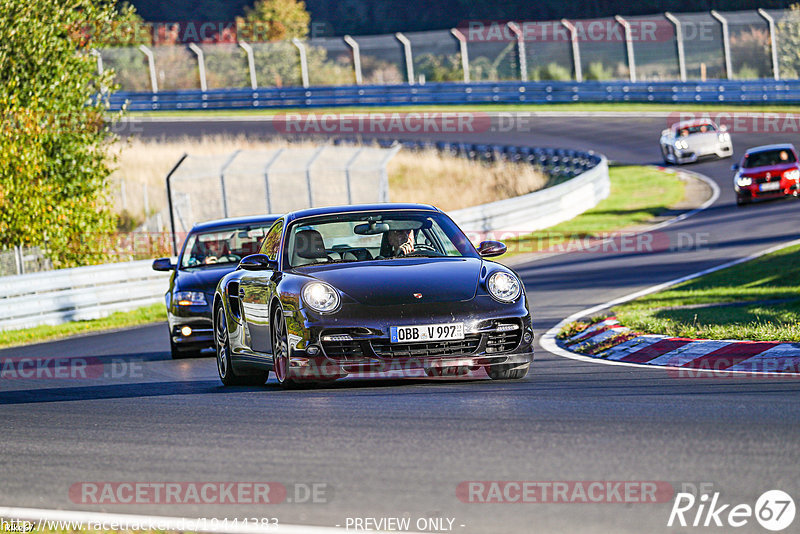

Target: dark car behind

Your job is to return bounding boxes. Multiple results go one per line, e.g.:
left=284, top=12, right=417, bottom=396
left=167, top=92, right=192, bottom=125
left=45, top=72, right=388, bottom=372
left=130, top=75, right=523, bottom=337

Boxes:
left=153, top=215, right=279, bottom=358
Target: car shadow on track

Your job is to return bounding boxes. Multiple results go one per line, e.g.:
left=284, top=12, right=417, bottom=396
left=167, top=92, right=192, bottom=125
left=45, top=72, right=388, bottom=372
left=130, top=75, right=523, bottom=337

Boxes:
left=0, top=375, right=498, bottom=404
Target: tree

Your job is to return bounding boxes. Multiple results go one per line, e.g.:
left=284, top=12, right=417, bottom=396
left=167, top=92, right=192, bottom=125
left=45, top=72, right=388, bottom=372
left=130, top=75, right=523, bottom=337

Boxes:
left=777, top=3, right=800, bottom=78
left=0, top=0, right=132, bottom=267
left=238, top=0, right=310, bottom=42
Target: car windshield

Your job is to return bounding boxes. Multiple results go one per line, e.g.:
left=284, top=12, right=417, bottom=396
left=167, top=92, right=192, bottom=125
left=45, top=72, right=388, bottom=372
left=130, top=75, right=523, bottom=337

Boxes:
left=676, top=123, right=715, bottom=136
left=743, top=149, right=797, bottom=168
left=286, top=211, right=477, bottom=268
left=180, top=225, right=270, bottom=269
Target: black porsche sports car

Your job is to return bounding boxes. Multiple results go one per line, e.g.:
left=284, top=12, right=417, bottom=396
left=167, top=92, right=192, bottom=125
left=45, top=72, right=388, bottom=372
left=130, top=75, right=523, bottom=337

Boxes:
left=213, top=203, right=534, bottom=387
left=152, top=215, right=279, bottom=358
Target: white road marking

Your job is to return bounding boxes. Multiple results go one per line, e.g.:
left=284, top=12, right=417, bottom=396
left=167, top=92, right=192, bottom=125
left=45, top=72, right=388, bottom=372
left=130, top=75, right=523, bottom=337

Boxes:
left=540, top=238, right=800, bottom=376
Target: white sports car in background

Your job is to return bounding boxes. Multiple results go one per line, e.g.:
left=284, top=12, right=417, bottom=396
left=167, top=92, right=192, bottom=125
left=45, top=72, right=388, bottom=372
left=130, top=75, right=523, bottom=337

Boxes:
left=659, top=120, right=733, bottom=165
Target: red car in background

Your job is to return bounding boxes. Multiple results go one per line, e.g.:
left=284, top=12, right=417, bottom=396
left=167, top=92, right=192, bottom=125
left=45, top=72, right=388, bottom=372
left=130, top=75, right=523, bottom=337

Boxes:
left=733, top=143, right=800, bottom=206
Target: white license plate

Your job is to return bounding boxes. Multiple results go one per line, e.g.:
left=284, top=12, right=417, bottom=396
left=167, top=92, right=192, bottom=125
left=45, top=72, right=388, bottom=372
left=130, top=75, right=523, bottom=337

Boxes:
left=760, top=182, right=781, bottom=192
left=390, top=323, right=464, bottom=343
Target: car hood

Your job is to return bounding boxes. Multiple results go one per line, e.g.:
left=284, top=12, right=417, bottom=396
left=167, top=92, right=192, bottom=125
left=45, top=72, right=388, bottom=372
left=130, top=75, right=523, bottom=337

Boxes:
left=740, top=162, right=797, bottom=178
left=686, top=132, right=722, bottom=148
left=298, top=257, right=482, bottom=305
left=176, top=264, right=236, bottom=293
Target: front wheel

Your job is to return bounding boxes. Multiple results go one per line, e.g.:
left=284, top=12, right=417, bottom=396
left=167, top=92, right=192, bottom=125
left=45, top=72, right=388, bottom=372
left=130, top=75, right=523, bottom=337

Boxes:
left=272, top=306, right=299, bottom=389
left=215, top=303, right=268, bottom=386
left=486, top=362, right=530, bottom=380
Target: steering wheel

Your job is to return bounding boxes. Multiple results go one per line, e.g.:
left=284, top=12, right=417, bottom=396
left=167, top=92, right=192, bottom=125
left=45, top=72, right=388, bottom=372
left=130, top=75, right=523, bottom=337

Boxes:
left=216, top=254, right=241, bottom=263
left=398, top=244, right=439, bottom=257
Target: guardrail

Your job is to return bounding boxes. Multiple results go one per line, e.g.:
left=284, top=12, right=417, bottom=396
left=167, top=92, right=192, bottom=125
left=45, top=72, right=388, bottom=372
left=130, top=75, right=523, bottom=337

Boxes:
left=0, top=260, right=169, bottom=331
left=450, top=154, right=609, bottom=235
left=109, top=79, right=800, bottom=111
left=0, top=143, right=606, bottom=331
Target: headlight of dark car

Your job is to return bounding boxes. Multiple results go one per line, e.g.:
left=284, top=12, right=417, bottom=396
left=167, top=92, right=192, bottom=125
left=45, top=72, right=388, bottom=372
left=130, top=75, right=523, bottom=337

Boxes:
left=175, top=291, right=208, bottom=306
left=302, top=282, right=341, bottom=313
left=487, top=272, right=521, bottom=303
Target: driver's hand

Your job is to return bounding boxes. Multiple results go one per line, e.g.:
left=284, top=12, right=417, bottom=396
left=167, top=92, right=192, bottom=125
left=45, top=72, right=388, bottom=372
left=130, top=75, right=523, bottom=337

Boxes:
left=399, top=241, right=414, bottom=255
left=204, top=256, right=218, bottom=264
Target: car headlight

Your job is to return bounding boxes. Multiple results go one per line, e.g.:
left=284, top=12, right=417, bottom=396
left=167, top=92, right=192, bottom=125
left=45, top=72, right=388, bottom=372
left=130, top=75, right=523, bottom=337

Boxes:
left=487, top=272, right=521, bottom=303
left=736, top=174, right=752, bottom=187
left=674, top=139, right=688, bottom=150
left=302, top=282, right=340, bottom=313
left=784, top=169, right=800, bottom=181
left=175, top=291, right=208, bottom=306
left=718, top=133, right=730, bottom=142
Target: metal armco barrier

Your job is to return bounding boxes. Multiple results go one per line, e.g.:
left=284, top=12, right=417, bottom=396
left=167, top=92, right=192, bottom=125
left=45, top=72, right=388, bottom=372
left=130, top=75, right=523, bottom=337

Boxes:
left=109, top=80, right=800, bottom=111
left=0, top=260, right=169, bottom=331
left=450, top=154, right=609, bottom=235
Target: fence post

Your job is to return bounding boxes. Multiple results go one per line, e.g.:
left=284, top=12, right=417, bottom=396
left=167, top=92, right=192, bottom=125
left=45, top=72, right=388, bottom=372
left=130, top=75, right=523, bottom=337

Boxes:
left=343, top=35, right=363, bottom=85
left=378, top=145, right=402, bottom=202
left=506, top=22, right=527, bottom=82
left=138, top=44, right=159, bottom=93
left=395, top=32, right=415, bottom=85
left=615, top=16, right=636, bottom=82
left=450, top=28, right=470, bottom=83
left=188, top=43, right=208, bottom=91
left=13, top=245, right=22, bottom=276
left=560, top=19, right=582, bottom=82
left=263, top=148, right=284, bottom=214
left=344, top=147, right=365, bottom=204
left=305, top=146, right=326, bottom=208
left=710, top=10, right=732, bottom=79
left=165, top=153, right=188, bottom=255
left=121, top=179, right=127, bottom=211
left=239, top=41, right=258, bottom=89
left=758, top=9, right=780, bottom=80
left=292, top=38, right=310, bottom=88
left=665, top=12, right=687, bottom=82
left=90, top=48, right=103, bottom=75
left=143, top=183, right=149, bottom=219
left=219, top=150, right=241, bottom=219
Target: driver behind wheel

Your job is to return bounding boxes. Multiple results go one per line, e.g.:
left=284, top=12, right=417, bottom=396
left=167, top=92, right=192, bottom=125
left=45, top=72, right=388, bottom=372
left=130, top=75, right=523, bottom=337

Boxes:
left=385, top=229, right=415, bottom=256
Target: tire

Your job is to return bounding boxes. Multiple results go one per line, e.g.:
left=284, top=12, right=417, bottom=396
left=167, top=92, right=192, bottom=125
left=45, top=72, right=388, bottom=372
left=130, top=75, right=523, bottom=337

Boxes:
left=486, top=362, right=530, bottom=380
left=271, top=305, right=299, bottom=389
left=736, top=196, right=749, bottom=207
left=214, top=303, right=268, bottom=386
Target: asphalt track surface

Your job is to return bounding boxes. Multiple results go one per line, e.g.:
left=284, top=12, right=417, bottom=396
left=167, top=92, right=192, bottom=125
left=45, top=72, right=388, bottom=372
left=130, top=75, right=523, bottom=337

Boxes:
left=2, top=114, right=800, bottom=533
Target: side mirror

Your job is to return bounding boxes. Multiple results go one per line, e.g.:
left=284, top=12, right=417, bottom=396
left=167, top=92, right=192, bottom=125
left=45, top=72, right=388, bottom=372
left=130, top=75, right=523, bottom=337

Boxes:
left=239, top=254, right=277, bottom=271
left=152, top=257, right=175, bottom=272
left=719, top=124, right=728, bottom=133
left=477, top=241, right=507, bottom=258
left=661, top=129, right=670, bottom=137
left=731, top=163, right=740, bottom=172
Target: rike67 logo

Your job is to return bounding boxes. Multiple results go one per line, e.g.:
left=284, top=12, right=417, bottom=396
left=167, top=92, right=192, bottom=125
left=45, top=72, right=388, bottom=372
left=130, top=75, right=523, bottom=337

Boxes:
left=668, top=490, right=795, bottom=531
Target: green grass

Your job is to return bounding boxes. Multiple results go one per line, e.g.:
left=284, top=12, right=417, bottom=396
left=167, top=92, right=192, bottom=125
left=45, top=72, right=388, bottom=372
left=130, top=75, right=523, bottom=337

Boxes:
left=502, top=165, right=687, bottom=257
left=125, top=102, right=800, bottom=118
left=614, top=243, right=800, bottom=342
left=0, top=303, right=166, bottom=349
